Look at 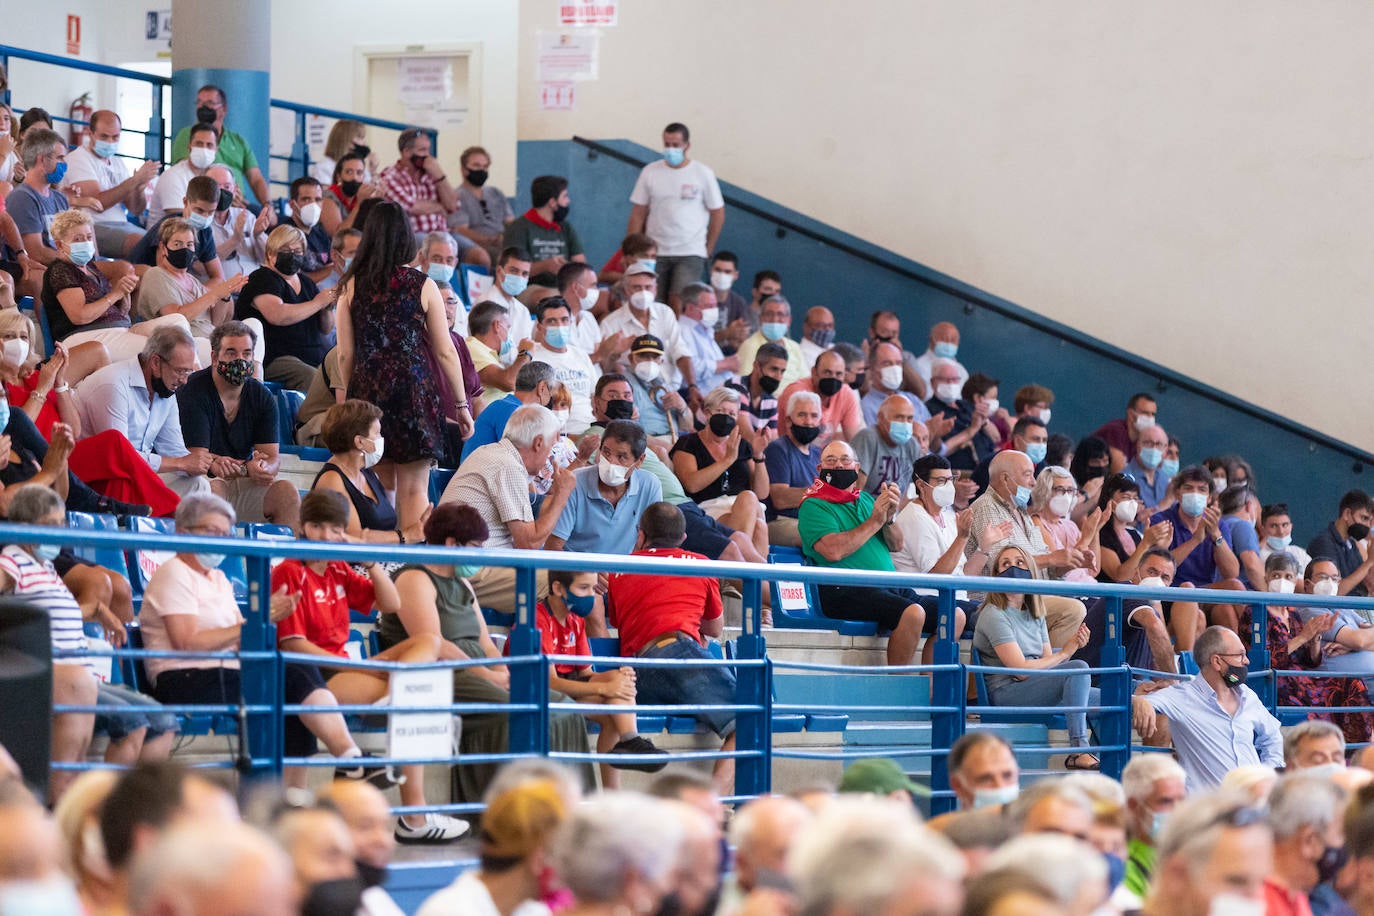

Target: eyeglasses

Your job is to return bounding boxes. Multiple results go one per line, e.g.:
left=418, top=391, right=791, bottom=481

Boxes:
left=926, top=475, right=955, bottom=486
left=820, top=457, right=858, bottom=468
left=1204, top=805, right=1267, bottom=830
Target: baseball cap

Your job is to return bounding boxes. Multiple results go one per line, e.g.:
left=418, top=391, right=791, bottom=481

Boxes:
left=630, top=334, right=664, bottom=356
left=624, top=260, right=656, bottom=278
left=837, top=758, right=927, bottom=797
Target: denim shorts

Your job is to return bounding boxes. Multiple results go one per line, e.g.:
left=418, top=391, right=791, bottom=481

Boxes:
left=635, top=635, right=737, bottom=738
left=95, top=682, right=180, bottom=742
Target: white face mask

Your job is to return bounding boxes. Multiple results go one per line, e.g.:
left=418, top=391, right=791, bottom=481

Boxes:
left=1213, top=476, right=1230, bottom=495
left=710, top=271, right=735, bottom=291
left=1038, top=407, right=1052, bottom=425
left=983, top=397, right=1000, bottom=415
left=1267, top=578, right=1296, bottom=594
left=580, top=287, right=598, bottom=311
left=361, top=436, right=384, bottom=468
left=1313, top=579, right=1339, bottom=597
left=1208, top=894, right=1265, bottom=916
left=879, top=365, right=903, bottom=391
left=1114, top=499, right=1139, bottom=523
left=1048, top=493, right=1075, bottom=517
left=1138, top=575, right=1166, bottom=590
left=630, top=290, right=655, bottom=311
left=936, top=382, right=962, bottom=403
left=189, top=146, right=216, bottom=169
left=698, top=306, right=719, bottom=328
left=1134, top=413, right=1156, bottom=432
left=597, top=455, right=630, bottom=487
left=552, top=408, right=569, bottom=429
left=931, top=481, right=956, bottom=508
left=633, top=360, right=661, bottom=383
left=1, top=338, right=29, bottom=365
left=297, top=201, right=322, bottom=228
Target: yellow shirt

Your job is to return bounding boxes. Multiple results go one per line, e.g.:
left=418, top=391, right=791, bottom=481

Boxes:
left=466, top=337, right=508, bottom=407
left=736, top=333, right=807, bottom=390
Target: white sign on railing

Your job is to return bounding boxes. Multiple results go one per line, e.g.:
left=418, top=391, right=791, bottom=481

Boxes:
left=387, top=668, right=453, bottom=761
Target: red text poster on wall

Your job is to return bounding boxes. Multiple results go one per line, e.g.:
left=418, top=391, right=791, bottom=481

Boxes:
left=66, top=15, right=81, bottom=55
left=559, top=1, right=617, bottom=27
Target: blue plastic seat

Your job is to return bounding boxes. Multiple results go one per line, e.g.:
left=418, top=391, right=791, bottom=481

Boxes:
left=429, top=467, right=458, bottom=504
left=67, top=512, right=131, bottom=579
left=765, top=552, right=878, bottom=636
left=456, top=264, right=490, bottom=308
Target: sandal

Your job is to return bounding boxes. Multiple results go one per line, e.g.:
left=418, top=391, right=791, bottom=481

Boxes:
left=1064, top=753, right=1100, bottom=771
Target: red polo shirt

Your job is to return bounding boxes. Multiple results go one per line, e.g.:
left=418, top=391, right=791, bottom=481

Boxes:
left=504, top=601, right=591, bottom=677
left=273, top=559, right=376, bottom=657
left=1262, top=876, right=1313, bottom=916
left=607, top=547, right=722, bottom=656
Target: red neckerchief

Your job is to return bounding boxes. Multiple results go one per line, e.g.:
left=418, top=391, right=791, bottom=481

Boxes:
left=801, top=478, right=860, bottom=505
left=329, top=184, right=357, bottom=211
left=522, top=208, right=562, bottom=231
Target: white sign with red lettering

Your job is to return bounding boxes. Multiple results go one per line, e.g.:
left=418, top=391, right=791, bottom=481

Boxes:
left=559, top=0, right=617, bottom=27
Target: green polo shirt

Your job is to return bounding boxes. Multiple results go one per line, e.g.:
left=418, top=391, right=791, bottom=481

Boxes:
left=171, top=125, right=259, bottom=198
left=798, top=491, right=894, bottom=572
left=1123, top=837, right=1156, bottom=898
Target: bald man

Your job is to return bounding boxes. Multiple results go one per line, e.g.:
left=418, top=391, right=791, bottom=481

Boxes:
left=965, top=450, right=1088, bottom=649
left=798, top=306, right=836, bottom=370
left=912, top=321, right=970, bottom=396
left=853, top=394, right=922, bottom=496
left=128, top=822, right=297, bottom=916
left=318, top=779, right=401, bottom=897
left=722, top=795, right=812, bottom=910
left=799, top=440, right=963, bottom=665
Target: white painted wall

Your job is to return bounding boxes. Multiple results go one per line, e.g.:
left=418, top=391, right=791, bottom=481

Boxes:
left=516, top=0, right=1374, bottom=452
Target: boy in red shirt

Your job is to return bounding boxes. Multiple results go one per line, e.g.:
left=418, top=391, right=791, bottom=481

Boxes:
left=274, top=490, right=467, bottom=845
left=507, top=568, right=666, bottom=787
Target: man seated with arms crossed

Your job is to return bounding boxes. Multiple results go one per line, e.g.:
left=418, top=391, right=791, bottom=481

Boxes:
left=607, top=501, right=736, bottom=795
left=272, top=490, right=467, bottom=844
left=176, top=321, right=300, bottom=528
left=1131, top=624, right=1283, bottom=790
left=764, top=390, right=824, bottom=549
left=799, top=440, right=964, bottom=666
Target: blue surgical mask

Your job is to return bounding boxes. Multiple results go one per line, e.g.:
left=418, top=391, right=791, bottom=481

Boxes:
left=342, top=257, right=354, bottom=271
left=0, top=400, right=11, bottom=432
left=427, top=262, right=454, bottom=285
left=544, top=325, right=570, bottom=349
left=640, top=258, right=657, bottom=273
left=44, top=160, right=67, bottom=186
left=564, top=592, right=596, bottom=618
left=888, top=420, right=913, bottom=444
left=498, top=338, right=513, bottom=358
left=1013, top=485, right=1032, bottom=509
left=1180, top=492, right=1208, bottom=517
left=1151, top=810, right=1168, bottom=840
left=973, top=784, right=1019, bottom=809
left=186, top=211, right=212, bottom=232
left=501, top=273, right=528, bottom=297
left=455, top=564, right=482, bottom=579
left=1266, top=534, right=1292, bottom=551
left=1025, top=442, right=1047, bottom=464
left=1138, top=447, right=1164, bottom=470
left=68, top=240, right=96, bottom=266
left=32, top=543, right=61, bottom=562
left=194, top=553, right=225, bottom=570
left=93, top=139, right=119, bottom=159
left=933, top=341, right=958, bottom=359
left=761, top=321, right=788, bottom=341
left=663, top=147, right=685, bottom=166
left=1160, top=458, right=1180, bottom=476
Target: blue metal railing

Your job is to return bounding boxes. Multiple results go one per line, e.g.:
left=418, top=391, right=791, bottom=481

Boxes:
left=0, top=44, right=436, bottom=191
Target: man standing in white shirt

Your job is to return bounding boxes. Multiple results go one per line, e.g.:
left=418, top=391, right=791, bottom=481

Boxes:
left=64, top=110, right=160, bottom=257
left=627, top=122, right=725, bottom=312
left=530, top=296, right=599, bottom=435
left=600, top=261, right=689, bottom=387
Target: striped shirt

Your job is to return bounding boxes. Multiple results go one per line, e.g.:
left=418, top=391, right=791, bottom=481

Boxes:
left=0, top=545, right=91, bottom=669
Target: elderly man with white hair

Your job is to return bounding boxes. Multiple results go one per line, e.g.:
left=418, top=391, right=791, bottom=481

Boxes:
left=128, top=821, right=297, bottom=916
left=1283, top=719, right=1347, bottom=772
left=788, top=796, right=965, bottom=916
left=439, top=404, right=572, bottom=615
left=552, top=792, right=685, bottom=915
left=1142, top=791, right=1273, bottom=916
left=981, top=834, right=1110, bottom=916
left=418, top=231, right=477, bottom=334
left=1121, top=753, right=1188, bottom=899
left=1264, top=775, right=1347, bottom=916
left=718, top=795, right=812, bottom=914
left=763, top=390, right=824, bottom=548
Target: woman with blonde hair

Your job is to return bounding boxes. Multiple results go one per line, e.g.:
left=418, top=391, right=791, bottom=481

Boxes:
left=52, top=768, right=119, bottom=913
left=0, top=309, right=108, bottom=436
left=312, top=119, right=379, bottom=187
left=234, top=223, right=336, bottom=390
left=971, top=544, right=1100, bottom=769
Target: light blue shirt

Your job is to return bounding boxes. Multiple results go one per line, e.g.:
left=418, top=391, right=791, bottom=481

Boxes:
left=551, top=465, right=663, bottom=554
left=1140, top=674, right=1283, bottom=790
left=1296, top=605, right=1374, bottom=677
left=678, top=315, right=733, bottom=392
left=462, top=393, right=521, bottom=462
left=76, top=357, right=189, bottom=471
left=1122, top=458, right=1173, bottom=509
left=860, top=388, right=930, bottom=427
left=627, top=372, right=674, bottom=438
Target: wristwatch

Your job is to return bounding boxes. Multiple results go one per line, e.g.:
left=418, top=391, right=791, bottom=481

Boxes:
left=1213, top=535, right=1225, bottom=547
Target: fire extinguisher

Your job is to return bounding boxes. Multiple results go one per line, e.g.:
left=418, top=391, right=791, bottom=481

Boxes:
left=68, top=92, right=93, bottom=147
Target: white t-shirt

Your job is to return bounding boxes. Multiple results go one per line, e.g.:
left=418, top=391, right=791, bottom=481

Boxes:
left=417, top=870, right=549, bottom=916
left=799, top=336, right=825, bottom=371
left=891, top=501, right=968, bottom=599
left=628, top=159, right=724, bottom=257
left=65, top=146, right=135, bottom=225
left=149, top=160, right=199, bottom=223
left=532, top=343, right=599, bottom=435
left=569, top=309, right=601, bottom=355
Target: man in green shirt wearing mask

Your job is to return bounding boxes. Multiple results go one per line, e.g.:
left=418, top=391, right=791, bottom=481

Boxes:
left=171, top=85, right=270, bottom=208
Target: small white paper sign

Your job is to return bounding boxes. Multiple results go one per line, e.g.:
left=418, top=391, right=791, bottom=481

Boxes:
left=387, top=668, right=452, bottom=761
left=537, top=30, right=599, bottom=81
left=772, top=562, right=808, bottom=611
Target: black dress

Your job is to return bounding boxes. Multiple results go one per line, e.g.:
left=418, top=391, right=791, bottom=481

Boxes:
left=346, top=267, right=446, bottom=464
left=312, top=463, right=398, bottom=533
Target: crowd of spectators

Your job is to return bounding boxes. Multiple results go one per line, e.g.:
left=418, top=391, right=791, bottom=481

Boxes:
left=5, top=82, right=1374, bottom=886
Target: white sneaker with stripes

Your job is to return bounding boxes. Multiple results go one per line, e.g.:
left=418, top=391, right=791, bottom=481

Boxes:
left=395, top=813, right=470, bottom=844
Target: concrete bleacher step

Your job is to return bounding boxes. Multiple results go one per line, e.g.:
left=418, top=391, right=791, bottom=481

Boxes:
left=842, top=720, right=1047, bottom=747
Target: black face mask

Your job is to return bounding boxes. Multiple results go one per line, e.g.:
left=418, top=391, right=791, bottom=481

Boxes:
left=552, top=203, right=570, bottom=223
left=149, top=360, right=175, bottom=399
left=165, top=247, right=194, bottom=270
left=708, top=413, right=735, bottom=438
left=409, top=154, right=427, bottom=171
left=816, top=376, right=843, bottom=398
left=216, top=188, right=233, bottom=212
left=301, top=877, right=364, bottom=916
left=1349, top=523, right=1371, bottom=542
left=818, top=467, right=859, bottom=490
left=196, top=105, right=217, bottom=124
left=352, top=144, right=371, bottom=159
left=791, top=424, right=821, bottom=445
left=466, top=168, right=489, bottom=187
left=274, top=251, right=300, bottom=275
left=604, top=399, right=635, bottom=421
left=1083, top=465, right=1108, bottom=481
left=850, top=372, right=866, bottom=391
left=339, top=179, right=362, bottom=197
left=757, top=374, right=780, bottom=394
left=998, top=565, right=1033, bottom=582
left=1220, top=661, right=1248, bottom=688
left=1318, top=845, right=1348, bottom=885
left=354, top=859, right=387, bottom=890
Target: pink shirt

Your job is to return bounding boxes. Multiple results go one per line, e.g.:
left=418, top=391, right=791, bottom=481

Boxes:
left=1035, top=513, right=1098, bottom=582
left=139, top=555, right=244, bottom=683
left=778, top=379, right=864, bottom=445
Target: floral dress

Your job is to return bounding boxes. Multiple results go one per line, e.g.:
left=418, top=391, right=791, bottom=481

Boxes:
left=1268, top=606, right=1374, bottom=744
left=347, top=266, right=447, bottom=464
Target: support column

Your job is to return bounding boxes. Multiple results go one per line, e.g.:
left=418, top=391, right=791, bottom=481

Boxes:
left=171, top=0, right=270, bottom=203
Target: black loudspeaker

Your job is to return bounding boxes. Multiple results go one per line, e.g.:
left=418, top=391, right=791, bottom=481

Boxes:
left=0, top=597, right=53, bottom=798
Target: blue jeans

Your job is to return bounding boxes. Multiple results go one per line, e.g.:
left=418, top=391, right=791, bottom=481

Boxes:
left=636, top=636, right=737, bottom=738
left=987, top=659, right=1100, bottom=746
